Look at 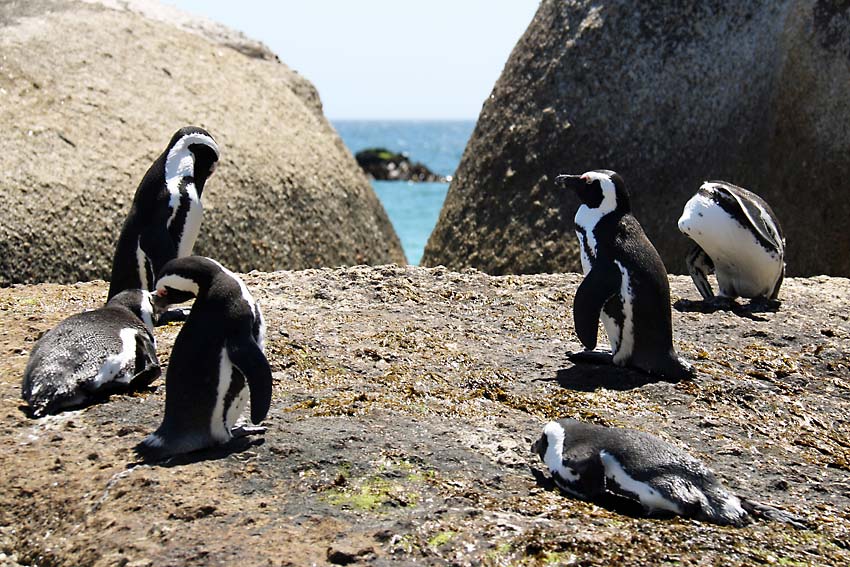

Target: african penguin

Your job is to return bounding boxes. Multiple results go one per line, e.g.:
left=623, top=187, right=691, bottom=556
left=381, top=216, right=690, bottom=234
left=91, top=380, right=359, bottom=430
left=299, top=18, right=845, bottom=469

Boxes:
left=107, top=126, right=220, bottom=302
left=21, top=289, right=159, bottom=418
left=678, top=181, right=785, bottom=303
left=135, top=256, right=272, bottom=460
left=532, top=419, right=807, bottom=528
left=555, top=170, right=692, bottom=381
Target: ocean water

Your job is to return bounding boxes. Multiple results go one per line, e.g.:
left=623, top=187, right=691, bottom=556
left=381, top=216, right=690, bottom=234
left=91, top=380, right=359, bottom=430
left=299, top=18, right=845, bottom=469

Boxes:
left=333, top=120, right=475, bottom=265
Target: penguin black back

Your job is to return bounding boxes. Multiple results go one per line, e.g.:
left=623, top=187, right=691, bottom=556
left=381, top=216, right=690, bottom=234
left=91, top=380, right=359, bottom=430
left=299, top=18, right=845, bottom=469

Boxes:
left=107, top=127, right=219, bottom=300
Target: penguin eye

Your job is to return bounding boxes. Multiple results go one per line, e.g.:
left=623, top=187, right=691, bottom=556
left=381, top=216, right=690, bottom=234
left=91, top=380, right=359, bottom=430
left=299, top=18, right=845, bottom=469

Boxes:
left=581, top=176, right=591, bottom=184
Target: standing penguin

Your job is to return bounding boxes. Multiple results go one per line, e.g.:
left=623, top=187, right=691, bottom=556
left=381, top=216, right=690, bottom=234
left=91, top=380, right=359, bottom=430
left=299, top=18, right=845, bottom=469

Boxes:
left=22, top=290, right=159, bottom=417
left=531, top=419, right=808, bottom=528
left=107, top=126, right=220, bottom=301
left=678, top=181, right=785, bottom=303
left=135, top=256, right=272, bottom=460
left=555, top=170, right=692, bottom=381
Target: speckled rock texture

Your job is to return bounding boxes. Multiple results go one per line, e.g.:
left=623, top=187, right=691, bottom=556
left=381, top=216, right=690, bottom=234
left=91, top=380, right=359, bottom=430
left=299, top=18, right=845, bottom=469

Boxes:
left=422, top=0, right=850, bottom=278
left=0, top=267, right=847, bottom=566
left=0, top=0, right=404, bottom=287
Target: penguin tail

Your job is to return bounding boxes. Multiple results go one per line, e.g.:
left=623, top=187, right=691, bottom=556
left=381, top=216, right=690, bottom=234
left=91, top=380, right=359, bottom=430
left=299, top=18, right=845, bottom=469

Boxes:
left=740, top=498, right=813, bottom=530
left=134, top=432, right=172, bottom=462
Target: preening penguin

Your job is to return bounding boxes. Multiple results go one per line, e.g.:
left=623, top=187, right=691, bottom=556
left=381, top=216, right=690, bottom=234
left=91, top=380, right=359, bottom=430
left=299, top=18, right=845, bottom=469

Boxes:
left=531, top=419, right=807, bottom=528
left=555, top=170, right=692, bottom=381
left=21, top=290, right=159, bottom=417
left=107, top=126, right=220, bottom=301
left=678, top=181, right=785, bottom=303
left=135, top=256, right=272, bottom=460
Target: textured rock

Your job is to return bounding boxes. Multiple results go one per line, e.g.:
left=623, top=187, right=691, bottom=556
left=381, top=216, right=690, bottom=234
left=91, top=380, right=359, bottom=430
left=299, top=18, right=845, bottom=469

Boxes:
left=0, top=0, right=404, bottom=286
left=423, top=0, right=850, bottom=277
left=0, top=267, right=848, bottom=565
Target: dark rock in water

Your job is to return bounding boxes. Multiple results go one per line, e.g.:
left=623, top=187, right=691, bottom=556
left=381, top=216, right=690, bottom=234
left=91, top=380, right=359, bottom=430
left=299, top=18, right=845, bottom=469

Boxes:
left=0, top=0, right=405, bottom=286
left=355, top=148, right=447, bottom=182
left=423, top=0, right=850, bottom=277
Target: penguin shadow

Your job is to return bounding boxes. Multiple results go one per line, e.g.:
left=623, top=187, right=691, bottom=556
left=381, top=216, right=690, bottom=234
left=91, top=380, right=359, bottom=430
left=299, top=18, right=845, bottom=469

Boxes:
left=128, top=436, right=265, bottom=469
left=554, top=356, right=669, bottom=392
left=18, top=385, right=159, bottom=419
left=529, top=465, right=663, bottom=520
left=673, top=298, right=779, bottom=322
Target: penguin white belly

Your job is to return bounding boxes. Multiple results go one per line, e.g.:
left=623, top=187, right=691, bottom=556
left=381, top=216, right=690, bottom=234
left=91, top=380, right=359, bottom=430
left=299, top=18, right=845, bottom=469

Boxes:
left=177, top=192, right=203, bottom=258
left=211, top=347, right=234, bottom=442
left=576, top=231, right=592, bottom=275
left=600, top=451, right=682, bottom=514
left=678, top=194, right=781, bottom=298
left=211, top=346, right=250, bottom=443
left=607, top=261, right=634, bottom=365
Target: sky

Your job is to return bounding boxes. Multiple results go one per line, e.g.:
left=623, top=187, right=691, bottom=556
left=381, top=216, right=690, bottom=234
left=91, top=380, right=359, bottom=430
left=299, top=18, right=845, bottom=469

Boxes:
left=167, top=1, right=541, bottom=120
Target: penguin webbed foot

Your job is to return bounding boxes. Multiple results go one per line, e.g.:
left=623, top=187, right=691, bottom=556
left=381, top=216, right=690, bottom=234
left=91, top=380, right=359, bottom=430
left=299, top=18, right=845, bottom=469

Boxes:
left=740, top=498, right=812, bottom=530
left=156, top=306, right=192, bottom=326
left=747, top=296, right=781, bottom=313
left=568, top=350, right=614, bottom=366
left=231, top=424, right=267, bottom=439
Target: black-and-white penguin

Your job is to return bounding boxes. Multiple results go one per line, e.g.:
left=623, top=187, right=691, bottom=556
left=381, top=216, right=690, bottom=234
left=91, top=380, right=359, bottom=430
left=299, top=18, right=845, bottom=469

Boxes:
left=678, top=181, right=785, bottom=303
left=107, top=126, right=220, bottom=301
left=135, top=256, right=272, bottom=460
left=531, top=419, right=807, bottom=528
left=555, top=170, right=692, bottom=381
left=21, top=290, right=159, bottom=417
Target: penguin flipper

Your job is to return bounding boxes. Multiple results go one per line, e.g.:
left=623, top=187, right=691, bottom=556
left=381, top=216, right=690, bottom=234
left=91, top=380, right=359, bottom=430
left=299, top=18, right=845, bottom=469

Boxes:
left=573, top=262, right=621, bottom=351
left=226, top=338, right=272, bottom=425
left=131, top=331, right=161, bottom=389
left=685, top=243, right=714, bottom=300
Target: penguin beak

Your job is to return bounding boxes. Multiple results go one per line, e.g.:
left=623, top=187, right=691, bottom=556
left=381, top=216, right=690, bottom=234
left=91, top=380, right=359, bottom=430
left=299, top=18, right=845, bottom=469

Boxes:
left=555, top=174, right=584, bottom=191
left=531, top=438, right=540, bottom=454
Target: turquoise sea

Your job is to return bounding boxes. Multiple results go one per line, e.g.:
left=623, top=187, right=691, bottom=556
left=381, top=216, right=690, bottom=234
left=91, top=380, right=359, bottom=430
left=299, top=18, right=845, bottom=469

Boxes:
left=333, top=120, right=475, bottom=265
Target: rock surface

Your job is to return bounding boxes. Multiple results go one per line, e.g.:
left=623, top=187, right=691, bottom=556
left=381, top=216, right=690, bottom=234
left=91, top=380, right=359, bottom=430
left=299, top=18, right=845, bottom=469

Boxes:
left=423, top=0, right=850, bottom=277
left=0, top=267, right=848, bottom=566
left=355, top=148, right=448, bottom=183
left=0, top=0, right=404, bottom=287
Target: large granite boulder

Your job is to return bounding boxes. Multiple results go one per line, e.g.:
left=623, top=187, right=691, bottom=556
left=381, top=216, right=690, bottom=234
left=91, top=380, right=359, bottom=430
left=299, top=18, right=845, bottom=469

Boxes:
left=422, top=0, right=850, bottom=277
left=0, top=0, right=404, bottom=286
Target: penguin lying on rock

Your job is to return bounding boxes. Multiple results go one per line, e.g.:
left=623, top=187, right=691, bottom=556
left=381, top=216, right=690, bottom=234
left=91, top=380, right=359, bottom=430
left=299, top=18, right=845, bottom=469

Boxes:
left=532, top=419, right=810, bottom=529
left=678, top=181, right=785, bottom=306
left=108, top=126, right=219, bottom=324
left=135, top=256, right=272, bottom=461
left=21, top=290, right=160, bottom=417
left=555, top=170, right=693, bottom=381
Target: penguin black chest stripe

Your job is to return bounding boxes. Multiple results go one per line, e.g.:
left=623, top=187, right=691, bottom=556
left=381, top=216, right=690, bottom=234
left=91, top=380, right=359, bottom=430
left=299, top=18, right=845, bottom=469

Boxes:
left=167, top=177, right=194, bottom=244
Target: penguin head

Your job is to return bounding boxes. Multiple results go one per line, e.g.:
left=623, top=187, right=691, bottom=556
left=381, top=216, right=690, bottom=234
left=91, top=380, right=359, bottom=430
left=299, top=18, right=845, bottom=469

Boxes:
left=164, top=126, right=220, bottom=194
left=555, top=169, right=630, bottom=215
left=153, top=256, right=222, bottom=310
left=106, top=289, right=156, bottom=331
left=532, top=420, right=569, bottom=462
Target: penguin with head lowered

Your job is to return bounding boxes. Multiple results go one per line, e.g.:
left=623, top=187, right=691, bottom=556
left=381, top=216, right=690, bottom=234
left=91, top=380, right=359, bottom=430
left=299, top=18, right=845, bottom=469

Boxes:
left=135, top=256, right=272, bottom=460
left=107, top=126, right=220, bottom=306
left=678, top=181, right=785, bottom=305
left=22, top=290, right=159, bottom=417
left=555, top=170, right=693, bottom=381
left=532, top=419, right=809, bottom=529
